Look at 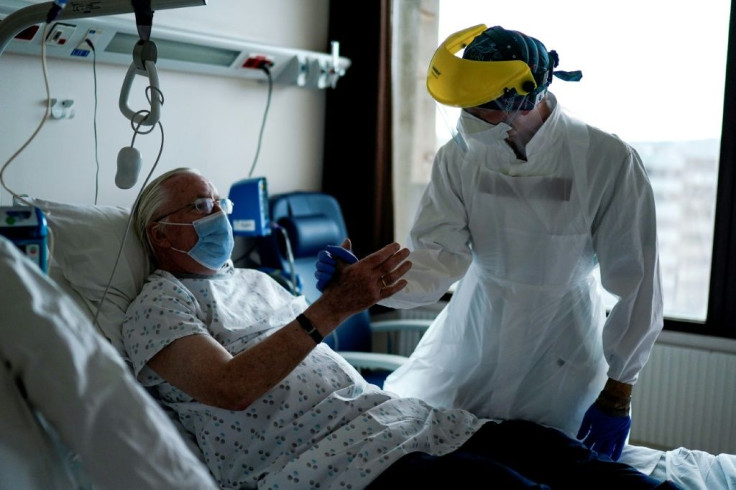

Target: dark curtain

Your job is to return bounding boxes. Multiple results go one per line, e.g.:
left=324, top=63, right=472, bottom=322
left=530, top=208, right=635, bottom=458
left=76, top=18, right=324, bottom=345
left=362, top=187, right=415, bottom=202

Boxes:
left=323, top=0, right=394, bottom=258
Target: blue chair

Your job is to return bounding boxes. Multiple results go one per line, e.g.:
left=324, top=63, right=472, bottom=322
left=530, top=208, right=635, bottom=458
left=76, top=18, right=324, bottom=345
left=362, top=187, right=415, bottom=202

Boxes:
left=258, top=191, right=429, bottom=387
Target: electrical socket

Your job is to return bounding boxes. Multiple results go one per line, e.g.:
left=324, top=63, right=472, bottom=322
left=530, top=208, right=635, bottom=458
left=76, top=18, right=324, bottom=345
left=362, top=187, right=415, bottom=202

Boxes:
left=49, top=98, right=75, bottom=120
left=45, top=23, right=76, bottom=46
left=242, top=54, right=274, bottom=70
left=71, top=28, right=102, bottom=58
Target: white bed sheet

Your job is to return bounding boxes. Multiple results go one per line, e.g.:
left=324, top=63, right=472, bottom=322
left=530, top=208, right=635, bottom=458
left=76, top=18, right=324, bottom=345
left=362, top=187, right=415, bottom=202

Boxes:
left=621, top=444, right=736, bottom=489
left=0, top=363, right=81, bottom=490
left=0, top=235, right=217, bottom=490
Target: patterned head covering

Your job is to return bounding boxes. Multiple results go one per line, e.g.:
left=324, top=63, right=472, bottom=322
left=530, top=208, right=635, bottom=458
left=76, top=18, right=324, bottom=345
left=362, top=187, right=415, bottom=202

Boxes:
left=463, top=26, right=582, bottom=110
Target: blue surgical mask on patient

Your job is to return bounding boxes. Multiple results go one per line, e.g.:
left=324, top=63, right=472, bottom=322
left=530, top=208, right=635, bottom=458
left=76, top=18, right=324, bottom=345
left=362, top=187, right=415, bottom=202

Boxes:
left=163, top=211, right=234, bottom=270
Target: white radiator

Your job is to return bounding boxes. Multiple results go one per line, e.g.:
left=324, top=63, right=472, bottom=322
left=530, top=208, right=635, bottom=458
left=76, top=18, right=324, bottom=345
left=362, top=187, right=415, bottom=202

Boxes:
left=373, top=305, right=441, bottom=356
left=375, top=308, right=736, bottom=454
left=631, top=342, right=736, bottom=454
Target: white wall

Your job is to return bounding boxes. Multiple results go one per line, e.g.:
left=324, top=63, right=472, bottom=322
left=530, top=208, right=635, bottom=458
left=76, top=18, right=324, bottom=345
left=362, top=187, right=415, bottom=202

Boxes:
left=0, top=0, right=331, bottom=207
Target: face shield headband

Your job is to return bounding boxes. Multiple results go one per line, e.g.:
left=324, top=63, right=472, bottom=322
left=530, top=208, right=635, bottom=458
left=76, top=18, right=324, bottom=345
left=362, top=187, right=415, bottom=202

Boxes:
left=427, top=24, right=538, bottom=108
left=427, top=24, right=582, bottom=110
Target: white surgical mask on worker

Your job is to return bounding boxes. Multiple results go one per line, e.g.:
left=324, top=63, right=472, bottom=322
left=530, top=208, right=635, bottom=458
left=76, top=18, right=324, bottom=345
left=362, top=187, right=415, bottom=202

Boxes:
left=457, top=110, right=512, bottom=148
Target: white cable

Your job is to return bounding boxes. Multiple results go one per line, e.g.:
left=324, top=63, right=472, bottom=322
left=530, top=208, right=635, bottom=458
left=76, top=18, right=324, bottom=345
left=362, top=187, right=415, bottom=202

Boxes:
left=247, top=65, right=273, bottom=178
left=0, top=23, right=52, bottom=206
left=93, top=121, right=165, bottom=329
left=276, top=224, right=299, bottom=295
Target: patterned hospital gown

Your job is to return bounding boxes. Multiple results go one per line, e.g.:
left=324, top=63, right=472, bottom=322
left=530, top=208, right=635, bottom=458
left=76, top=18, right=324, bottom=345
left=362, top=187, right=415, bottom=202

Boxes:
left=122, top=266, right=487, bottom=489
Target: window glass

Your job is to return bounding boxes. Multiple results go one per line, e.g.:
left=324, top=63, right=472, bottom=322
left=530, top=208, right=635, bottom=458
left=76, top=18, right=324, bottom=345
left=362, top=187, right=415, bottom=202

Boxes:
left=425, top=0, right=730, bottom=321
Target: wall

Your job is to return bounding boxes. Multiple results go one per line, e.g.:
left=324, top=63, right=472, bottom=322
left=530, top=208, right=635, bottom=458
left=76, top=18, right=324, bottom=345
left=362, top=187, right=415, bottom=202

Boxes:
left=0, top=0, right=332, bottom=207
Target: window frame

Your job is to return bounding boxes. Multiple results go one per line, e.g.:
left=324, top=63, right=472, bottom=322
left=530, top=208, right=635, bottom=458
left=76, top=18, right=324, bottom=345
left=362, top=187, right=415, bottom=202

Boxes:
left=682, top=2, right=736, bottom=340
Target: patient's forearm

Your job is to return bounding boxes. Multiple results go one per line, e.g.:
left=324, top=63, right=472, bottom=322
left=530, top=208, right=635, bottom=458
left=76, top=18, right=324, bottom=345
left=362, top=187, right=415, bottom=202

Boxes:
left=147, top=296, right=351, bottom=411
left=214, top=297, right=368, bottom=410
left=147, top=318, right=325, bottom=411
left=221, top=314, right=337, bottom=410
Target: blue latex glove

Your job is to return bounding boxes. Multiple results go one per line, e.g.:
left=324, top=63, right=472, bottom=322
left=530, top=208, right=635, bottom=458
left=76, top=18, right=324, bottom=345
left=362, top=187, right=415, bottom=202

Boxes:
left=314, top=245, right=358, bottom=291
left=576, top=402, right=631, bottom=461
left=314, top=250, right=337, bottom=291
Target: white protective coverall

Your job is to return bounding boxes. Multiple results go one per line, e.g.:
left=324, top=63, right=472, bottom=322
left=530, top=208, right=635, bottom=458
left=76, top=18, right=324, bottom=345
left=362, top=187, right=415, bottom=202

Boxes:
left=382, top=93, right=663, bottom=437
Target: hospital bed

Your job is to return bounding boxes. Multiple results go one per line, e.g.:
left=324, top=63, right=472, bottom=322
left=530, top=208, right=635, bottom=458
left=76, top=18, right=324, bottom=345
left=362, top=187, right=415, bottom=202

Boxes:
left=1, top=198, right=735, bottom=489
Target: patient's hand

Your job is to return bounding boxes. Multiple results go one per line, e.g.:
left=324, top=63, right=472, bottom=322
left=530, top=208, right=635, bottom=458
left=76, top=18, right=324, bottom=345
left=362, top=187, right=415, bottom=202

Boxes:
left=315, top=238, right=358, bottom=291
left=313, top=242, right=411, bottom=326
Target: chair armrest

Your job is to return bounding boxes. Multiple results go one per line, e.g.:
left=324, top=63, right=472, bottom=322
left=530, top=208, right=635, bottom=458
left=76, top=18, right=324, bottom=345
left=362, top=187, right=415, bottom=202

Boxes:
left=337, top=351, right=409, bottom=372
left=369, top=319, right=432, bottom=334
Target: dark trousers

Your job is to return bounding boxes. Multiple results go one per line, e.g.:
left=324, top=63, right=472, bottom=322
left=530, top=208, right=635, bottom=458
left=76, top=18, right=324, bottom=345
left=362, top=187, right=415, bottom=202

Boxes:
left=367, top=419, right=681, bottom=489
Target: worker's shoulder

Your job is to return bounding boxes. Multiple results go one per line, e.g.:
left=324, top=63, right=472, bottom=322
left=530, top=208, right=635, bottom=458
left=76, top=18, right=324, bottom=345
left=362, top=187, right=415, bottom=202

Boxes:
left=588, top=124, right=628, bottom=146
left=561, top=115, right=643, bottom=183
left=565, top=119, right=638, bottom=172
left=436, top=137, right=465, bottom=158
left=577, top=119, right=633, bottom=155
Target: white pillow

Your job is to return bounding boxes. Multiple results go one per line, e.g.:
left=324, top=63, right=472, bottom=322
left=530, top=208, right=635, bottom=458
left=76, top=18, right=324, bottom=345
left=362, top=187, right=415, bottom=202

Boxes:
left=31, top=198, right=151, bottom=358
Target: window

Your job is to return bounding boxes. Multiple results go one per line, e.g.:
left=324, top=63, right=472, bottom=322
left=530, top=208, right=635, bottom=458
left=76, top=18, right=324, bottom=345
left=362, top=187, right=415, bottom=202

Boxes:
left=392, top=0, right=735, bottom=335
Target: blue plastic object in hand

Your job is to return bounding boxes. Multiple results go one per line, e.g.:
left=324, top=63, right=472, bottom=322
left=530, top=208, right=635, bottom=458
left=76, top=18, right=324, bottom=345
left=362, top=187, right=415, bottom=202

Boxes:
left=576, top=403, right=631, bottom=461
left=315, top=250, right=337, bottom=291
left=314, top=245, right=359, bottom=292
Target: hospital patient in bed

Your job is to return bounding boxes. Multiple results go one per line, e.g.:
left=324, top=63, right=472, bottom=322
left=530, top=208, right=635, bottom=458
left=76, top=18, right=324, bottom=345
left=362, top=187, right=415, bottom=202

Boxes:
left=115, top=166, right=679, bottom=489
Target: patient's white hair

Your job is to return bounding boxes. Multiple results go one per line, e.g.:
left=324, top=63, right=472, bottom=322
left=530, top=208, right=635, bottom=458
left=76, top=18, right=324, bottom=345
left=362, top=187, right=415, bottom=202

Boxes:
left=133, top=167, right=202, bottom=260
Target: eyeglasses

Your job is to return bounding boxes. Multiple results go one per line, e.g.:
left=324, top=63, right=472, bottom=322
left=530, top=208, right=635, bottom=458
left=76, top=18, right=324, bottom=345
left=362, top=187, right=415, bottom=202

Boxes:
left=155, top=197, right=234, bottom=222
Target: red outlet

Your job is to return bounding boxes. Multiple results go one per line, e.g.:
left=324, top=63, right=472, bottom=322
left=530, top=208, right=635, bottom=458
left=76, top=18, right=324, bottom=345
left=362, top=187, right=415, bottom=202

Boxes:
left=242, top=55, right=274, bottom=70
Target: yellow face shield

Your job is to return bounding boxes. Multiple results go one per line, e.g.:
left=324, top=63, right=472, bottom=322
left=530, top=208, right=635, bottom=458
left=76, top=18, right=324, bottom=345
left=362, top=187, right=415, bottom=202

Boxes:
left=426, top=24, right=538, bottom=108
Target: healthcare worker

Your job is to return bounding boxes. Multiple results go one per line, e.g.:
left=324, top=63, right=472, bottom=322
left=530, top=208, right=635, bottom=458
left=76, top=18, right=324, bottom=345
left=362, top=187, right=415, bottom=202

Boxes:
left=316, top=24, right=663, bottom=462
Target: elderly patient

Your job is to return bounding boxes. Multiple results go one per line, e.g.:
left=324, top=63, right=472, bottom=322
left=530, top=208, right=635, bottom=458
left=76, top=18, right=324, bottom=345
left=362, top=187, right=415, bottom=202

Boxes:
left=122, top=167, right=680, bottom=489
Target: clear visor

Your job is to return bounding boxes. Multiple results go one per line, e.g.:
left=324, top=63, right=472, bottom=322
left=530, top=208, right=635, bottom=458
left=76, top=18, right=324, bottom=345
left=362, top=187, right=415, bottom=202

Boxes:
left=437, top=104, right=468, bottom=152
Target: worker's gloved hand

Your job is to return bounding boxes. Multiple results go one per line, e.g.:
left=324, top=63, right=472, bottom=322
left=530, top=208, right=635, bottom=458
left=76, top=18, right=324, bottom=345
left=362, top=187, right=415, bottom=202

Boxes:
left=576, top=378, right=633, bottom=461
left=315, top=244, right=358, bottom=291
left=577, top=403, right=631, bottom=460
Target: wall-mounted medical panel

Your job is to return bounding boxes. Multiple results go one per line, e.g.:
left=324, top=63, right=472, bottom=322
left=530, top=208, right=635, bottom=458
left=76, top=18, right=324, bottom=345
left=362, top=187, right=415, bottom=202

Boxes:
left=0, top=0, right=350, bottom=89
